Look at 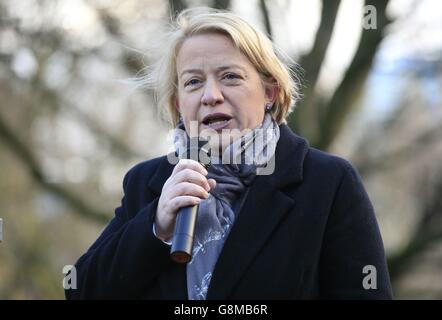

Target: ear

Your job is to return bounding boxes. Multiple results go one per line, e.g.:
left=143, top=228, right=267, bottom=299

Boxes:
left=264, top=81, right=279, bottom=105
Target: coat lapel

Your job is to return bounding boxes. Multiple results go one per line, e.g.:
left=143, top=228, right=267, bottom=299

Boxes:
left=207, top=125, right=310, bottom=299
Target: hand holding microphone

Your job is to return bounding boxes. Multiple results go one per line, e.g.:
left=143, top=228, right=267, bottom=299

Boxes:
left=154, top=138, right=214, bottom=263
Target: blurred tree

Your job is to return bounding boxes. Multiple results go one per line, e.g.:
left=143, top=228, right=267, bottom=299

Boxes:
left=288, top=0, right=392, bottom=150
left=289, top=0, right=341, bottom=143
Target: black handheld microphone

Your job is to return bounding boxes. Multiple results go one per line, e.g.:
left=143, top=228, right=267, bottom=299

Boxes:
left=170, top=137, right=211, bottom=264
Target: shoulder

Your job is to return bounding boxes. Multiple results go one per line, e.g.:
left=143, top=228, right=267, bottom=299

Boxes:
left=299, top=146, right=366, bottom=197
left=118, top=155, right=172, bottom=213
left=122, top=155, right=168, bottom=190
left=306, top=147, right=358, bottom=178
left=305, top=148, right=371, bottom=210
left=277, top=125, right=359, bottom=185
left=274, top=125, right=362, bottom=192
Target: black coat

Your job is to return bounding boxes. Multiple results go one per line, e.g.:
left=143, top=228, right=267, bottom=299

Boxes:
left=66, top=124, right=393, bottom=299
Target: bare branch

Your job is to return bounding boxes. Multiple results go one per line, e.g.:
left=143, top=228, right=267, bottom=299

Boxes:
left=213, top=0, right=231, bottom=10
left=169, top=0, right=187, bottom=16
left=288, top=0, right=341, bottom=139
left=95, top=8, right=149, bottom=74
left=299, top=0, right=341, bottom=93
left=388, top=229, right=442, bottom=282
left=356, top=125, right=442, bottom=176
left=316, top=0, right=392, bottom=150
left=388, top=164, right=442, bottom=283
left=259, top=0, right=272, bottom=39
left=28, top=70, right=147, bottom=160
left=0, top=112, right=109, bottom=224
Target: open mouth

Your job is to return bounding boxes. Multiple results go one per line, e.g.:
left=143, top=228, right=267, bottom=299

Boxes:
left=201, top=113, right=233, bottom=129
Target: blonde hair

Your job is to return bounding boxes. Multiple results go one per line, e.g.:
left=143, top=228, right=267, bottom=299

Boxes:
left=141, top=7, right=301, bottom=127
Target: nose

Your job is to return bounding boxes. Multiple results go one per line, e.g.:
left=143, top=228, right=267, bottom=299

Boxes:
left=201, top=77, right=224, bottom=106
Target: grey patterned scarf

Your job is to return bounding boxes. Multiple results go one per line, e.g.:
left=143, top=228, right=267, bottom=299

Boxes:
left=172, top=113, right=280, bottom=300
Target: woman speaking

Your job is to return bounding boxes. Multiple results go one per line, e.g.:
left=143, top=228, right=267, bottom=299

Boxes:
left=66, top=7, right=393, bottom=300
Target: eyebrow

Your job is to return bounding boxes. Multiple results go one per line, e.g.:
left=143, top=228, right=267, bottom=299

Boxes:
left=179, top=64, right=247, bottom=78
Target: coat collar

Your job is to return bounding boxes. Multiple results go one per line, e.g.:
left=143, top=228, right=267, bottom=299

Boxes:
left=147, top=124, right=310, bottom=299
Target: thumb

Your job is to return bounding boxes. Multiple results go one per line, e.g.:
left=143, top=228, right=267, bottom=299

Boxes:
left=208, top=178, right=217, bottom=191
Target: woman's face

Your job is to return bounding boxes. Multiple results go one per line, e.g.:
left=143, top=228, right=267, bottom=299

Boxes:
left=175, top=32, right=276, bottom=150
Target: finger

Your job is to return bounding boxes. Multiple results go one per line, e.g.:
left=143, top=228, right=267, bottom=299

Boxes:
left=172, top=159, right=208, bottom=177
left=169, top=195, right=202, bottom=212
left=171, top=182, right=210, bottom=200
left=172, top=169, right=211, bottom=191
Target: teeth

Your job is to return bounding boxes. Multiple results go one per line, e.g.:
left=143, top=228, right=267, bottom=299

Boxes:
left=209, top=119, right=228, bottom=125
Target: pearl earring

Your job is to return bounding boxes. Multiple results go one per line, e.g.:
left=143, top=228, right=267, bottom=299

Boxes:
left=265, top=103, right=273, bottom=112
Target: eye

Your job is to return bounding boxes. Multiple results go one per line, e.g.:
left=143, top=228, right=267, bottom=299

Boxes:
left=223, top=73, right=239, bottom=80
left=184, top=78, right=201, bottom=87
